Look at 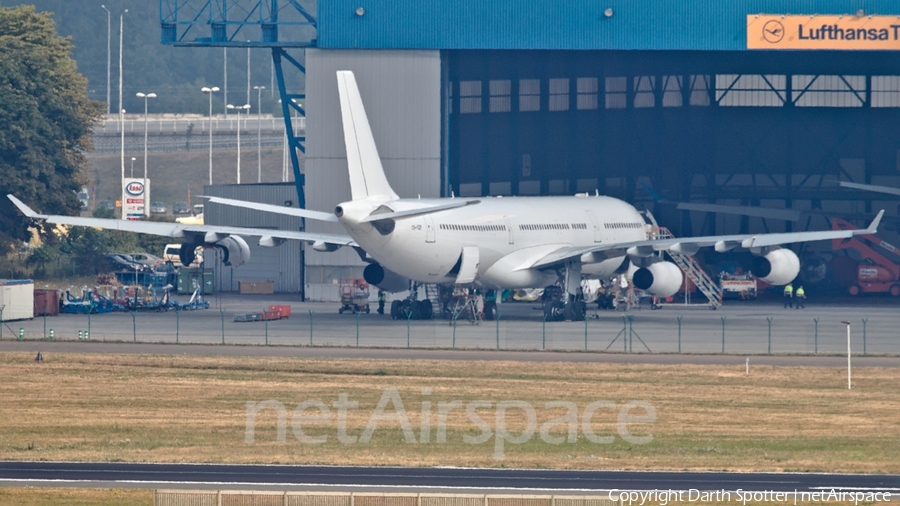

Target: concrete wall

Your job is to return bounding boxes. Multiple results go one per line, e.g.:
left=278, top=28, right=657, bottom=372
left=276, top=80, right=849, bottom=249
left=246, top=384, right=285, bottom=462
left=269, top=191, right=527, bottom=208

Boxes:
left=304, top=49, right=442, bottom=301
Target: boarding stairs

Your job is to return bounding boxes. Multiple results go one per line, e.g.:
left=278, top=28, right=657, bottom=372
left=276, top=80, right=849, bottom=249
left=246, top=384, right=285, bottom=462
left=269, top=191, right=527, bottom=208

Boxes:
left=652, top=227, right=723, bottom=309
left=425, top=283, right=444, bottom=318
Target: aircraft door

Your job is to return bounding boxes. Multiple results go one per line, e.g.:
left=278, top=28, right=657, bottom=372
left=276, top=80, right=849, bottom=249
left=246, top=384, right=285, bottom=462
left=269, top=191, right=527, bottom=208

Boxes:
left=424, top=216, right=435, bottom=243
left=504, top=217, right=514, bottom=244
left=586, top=210, right=602, bottom=243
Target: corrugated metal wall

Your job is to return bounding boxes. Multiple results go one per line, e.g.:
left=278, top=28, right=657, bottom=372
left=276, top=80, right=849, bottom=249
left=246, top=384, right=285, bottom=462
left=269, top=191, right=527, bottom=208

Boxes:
left=304, top=49, right=441, bottom=301
left=203, top=183, right=304, bottom=294
left=318, top=0, right=900, bottom=50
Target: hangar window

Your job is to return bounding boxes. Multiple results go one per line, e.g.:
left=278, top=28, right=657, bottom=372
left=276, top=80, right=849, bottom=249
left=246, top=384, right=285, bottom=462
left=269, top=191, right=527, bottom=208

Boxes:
left=634, top=76, right=655, bottom=108
left=689, top=75, right=711, bottom=106
left=793, top=75, right=864, bottom=107
left=576, top=78, right=598, bottom=110
left=716, top=74, right=786, bottom=107
left=459, top=80, right=482, bottom=114
left=489, top=80, right=511, bottom=113
left=605, top=77, right=627, bottom=109
left=662, top=76, right=683, bottom=107
left=519, top=79, right=540, bottom=112
left=549, top=78, right=570, bottom=111
left=872, top=76, right=900, bottom=107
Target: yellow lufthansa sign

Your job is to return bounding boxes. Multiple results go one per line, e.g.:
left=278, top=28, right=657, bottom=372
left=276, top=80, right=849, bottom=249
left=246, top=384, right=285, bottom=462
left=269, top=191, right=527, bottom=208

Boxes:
left=747, top=14, right=900, bottom=50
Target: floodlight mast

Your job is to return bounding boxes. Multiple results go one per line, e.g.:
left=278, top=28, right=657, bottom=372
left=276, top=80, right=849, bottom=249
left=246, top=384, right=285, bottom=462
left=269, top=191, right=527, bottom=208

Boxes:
left=202, top=86, right=220, bottom=185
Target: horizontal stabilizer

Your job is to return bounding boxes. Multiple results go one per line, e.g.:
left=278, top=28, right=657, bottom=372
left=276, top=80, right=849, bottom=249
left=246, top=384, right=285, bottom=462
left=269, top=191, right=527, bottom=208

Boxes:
left=361, top=200, right=480, bottom=223
left=204, top=196, right=338, bottom=222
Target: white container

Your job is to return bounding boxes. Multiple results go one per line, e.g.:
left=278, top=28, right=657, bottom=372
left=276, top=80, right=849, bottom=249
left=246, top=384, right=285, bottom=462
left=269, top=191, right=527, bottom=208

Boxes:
left=0, top=280, right=34, bottom=321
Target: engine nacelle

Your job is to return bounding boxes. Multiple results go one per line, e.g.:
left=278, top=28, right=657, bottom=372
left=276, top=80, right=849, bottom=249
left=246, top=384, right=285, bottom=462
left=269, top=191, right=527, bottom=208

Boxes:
left=751, top=248, right=800, bottom=286
left=215, top=236, right=251, bottom=267
left=632, top=261, right=683, bottom=297
left=364, top=263, right=409, bottom=293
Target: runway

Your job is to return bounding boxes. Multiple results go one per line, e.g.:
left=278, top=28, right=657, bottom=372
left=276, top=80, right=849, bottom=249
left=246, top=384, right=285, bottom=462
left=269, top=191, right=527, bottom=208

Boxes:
left=1, top=462, right=898, bottom=493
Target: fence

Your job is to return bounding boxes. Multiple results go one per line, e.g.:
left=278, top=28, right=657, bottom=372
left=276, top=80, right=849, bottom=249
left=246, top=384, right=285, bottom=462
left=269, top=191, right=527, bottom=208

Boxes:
left=5, top=302, right=900, bottom=356
left=154, top=491, right=619, bottom=506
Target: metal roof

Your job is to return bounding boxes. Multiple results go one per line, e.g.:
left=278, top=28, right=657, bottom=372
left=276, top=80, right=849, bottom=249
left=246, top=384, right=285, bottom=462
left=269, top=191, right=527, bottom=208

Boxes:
left=318, top=0, right=900, bottom=50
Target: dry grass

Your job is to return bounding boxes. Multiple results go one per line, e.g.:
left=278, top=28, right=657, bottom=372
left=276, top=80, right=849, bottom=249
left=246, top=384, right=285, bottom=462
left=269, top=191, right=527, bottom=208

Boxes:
left=0, top=487, right=151, bottom=506
left=0, top=352, right=897, bottom=472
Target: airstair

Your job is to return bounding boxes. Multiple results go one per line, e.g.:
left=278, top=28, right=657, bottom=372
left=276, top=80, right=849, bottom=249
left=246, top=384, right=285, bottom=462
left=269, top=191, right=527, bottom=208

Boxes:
left=652, top=227, right=723, bottom=309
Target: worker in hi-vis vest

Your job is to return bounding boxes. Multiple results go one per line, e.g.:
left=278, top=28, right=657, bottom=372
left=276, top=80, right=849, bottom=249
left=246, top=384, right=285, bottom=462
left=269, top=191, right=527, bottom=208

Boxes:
left=783, top=283, right=794, bottom=309
left=795, top=285, right=806, bottom=309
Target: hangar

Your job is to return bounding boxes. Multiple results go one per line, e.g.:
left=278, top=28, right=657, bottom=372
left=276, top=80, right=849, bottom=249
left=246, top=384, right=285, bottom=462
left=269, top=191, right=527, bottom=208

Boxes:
left=162, top=1, right=900, bottom=299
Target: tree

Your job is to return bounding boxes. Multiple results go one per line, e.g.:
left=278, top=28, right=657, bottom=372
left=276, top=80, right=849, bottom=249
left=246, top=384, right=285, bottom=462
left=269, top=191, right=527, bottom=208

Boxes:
left=0, top=6, right=104, bottom=251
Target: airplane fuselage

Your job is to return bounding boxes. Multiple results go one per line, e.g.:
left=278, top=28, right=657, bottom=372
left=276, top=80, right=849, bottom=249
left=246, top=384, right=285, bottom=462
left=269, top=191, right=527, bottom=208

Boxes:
left=337, top=194, right=647, bottom=288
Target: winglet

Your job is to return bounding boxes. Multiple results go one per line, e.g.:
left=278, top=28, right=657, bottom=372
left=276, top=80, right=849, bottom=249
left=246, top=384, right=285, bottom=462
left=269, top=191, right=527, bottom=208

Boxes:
left=858, top=209, right=884, bottom=235
left=7, top=195, right=46, bottom=219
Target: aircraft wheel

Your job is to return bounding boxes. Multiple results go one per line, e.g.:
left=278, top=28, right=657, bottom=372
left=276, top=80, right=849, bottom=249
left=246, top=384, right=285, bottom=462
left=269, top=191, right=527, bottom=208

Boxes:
left=390, top=300, right=401, bottom=319
left=417, top=299, right=433, bottom=320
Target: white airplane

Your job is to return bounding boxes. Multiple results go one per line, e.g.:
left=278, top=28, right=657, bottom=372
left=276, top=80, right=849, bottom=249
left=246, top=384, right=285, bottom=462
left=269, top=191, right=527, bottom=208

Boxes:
left=199, top=70, right=883, bottom=318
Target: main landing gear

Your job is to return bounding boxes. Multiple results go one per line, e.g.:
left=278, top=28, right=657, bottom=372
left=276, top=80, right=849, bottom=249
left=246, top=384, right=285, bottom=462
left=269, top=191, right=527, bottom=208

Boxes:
left=389, top=282, right=434, bottom=320
left=542, top=262, right=587, bottom=321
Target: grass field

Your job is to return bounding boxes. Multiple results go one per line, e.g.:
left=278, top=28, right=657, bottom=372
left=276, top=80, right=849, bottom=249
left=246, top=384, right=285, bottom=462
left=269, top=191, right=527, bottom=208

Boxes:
left=0, top=351, right=897, bottom=472
left=0, top=487, right=151, bottom=506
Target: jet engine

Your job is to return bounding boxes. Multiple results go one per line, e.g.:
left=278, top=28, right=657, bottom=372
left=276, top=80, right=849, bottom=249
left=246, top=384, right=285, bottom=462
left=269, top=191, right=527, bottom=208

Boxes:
left=632, top=261, right=683, bottom=297
left=751, top=248, right=800, bottom=286
left=364, top=263, right=409, bottom=293
left=181, top=235, right=251, bottom=267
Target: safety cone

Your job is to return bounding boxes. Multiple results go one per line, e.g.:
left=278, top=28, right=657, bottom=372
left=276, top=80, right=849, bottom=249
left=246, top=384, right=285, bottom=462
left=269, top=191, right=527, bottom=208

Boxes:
left=34, top=352, right=43, bottom=363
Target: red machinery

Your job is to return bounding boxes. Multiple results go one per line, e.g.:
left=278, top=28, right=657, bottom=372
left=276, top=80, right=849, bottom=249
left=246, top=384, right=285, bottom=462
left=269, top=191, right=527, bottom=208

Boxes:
left=831, top=217, right=900, bottom=295
left=339, top=278, right=370, bottom=314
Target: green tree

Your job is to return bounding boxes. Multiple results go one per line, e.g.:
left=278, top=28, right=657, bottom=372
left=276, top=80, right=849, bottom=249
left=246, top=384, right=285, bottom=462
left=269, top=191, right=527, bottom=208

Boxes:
left=0, top=6, right=104, bottom=251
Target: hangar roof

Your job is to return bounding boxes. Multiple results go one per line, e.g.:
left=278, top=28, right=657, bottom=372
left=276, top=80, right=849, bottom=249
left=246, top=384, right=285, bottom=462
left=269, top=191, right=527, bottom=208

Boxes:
left=318, top=0, right=900, bottom=50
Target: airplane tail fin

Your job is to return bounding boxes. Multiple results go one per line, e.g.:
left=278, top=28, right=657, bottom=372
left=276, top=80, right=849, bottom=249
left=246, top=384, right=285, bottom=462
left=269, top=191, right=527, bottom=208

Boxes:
left=336, top=71, right=399, bottom=202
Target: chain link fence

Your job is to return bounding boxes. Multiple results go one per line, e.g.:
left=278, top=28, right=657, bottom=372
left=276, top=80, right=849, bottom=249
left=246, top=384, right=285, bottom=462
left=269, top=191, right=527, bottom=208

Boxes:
left=6, top=301, right=899, bottom=356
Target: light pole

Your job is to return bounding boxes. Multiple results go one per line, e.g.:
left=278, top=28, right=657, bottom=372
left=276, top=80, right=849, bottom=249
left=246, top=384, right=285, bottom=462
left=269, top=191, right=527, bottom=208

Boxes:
left=841, top=321, right=852, bottom=389
left=227, top=104, right=250, bottom=184
left=136, top=92, right=156, bottom=217
left=202, top=86, right=220, bottom=185
left=100, top=4, right=111, bottom=115
left=118, top=9, right=128, bottom=192
left=130, top=157, right=136, bottom=178
left=253, top=85, right=265, bottom=182
left=223, top=48, right=228, bottom=116
left=246, top=46, right=251, bottom=107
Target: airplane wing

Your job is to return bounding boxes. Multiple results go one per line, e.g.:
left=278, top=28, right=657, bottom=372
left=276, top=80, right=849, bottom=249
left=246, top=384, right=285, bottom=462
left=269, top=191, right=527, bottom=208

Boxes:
left=838, top=181, right=900, bottom=197
left=8, top=195, right=357, bottom=247
left=529, top=210, right=884, bottom=270
left=203, top=196, right=340, bottom=222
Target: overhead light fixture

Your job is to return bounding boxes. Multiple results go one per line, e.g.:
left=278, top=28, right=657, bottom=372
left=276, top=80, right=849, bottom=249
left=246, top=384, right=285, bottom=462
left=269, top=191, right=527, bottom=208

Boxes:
left=604, top=7, right=613, bottom=17
left=355, top=7, right=365, bottom=16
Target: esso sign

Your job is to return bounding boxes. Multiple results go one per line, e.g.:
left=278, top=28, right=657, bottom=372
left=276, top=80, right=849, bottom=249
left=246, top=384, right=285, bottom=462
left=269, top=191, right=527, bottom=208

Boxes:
left=126, top=182, right=145, bottom=196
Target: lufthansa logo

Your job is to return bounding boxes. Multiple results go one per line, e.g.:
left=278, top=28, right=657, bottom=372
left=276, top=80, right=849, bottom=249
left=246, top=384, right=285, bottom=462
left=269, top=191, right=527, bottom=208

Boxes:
left=125, top=182, right=145, bottom=196
left=762, top=19, right=784, bottom=43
